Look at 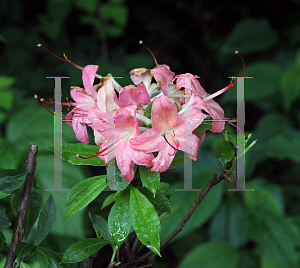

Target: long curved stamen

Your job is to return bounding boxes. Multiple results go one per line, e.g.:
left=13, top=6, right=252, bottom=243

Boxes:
left=76, top=151, right=101, bottom=159
left=203, top=51, right=245, bottom=102
left=34, top=94, right=96, bottom=123
left=77, top=134, right=128, bottom=159
left=37, top=44, right=83, bottom=70
left=161, top=133, right=178, bottom=155
left=226, top=121, right=248, bottom=140
left=35, top=94, right=74, bottom=106
left=34, top=94, right=77, bottom=118
left=139, top=40, right=158, bottom=66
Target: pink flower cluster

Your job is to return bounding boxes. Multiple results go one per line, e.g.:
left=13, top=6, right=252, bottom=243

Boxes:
left=66, top=64, right=225, bottom=181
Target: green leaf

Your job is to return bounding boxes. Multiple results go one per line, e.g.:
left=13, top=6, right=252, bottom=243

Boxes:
left=20, top=262, right=31, bottom=268
left=0, top=105, right=76, bottom=170
left=160, top=201, right=186, bottom=222
left=0, top=76, right=15, bottom=89
left=215, top=140, right=235, bottom=167
left=280, top=50, right=300, bottom=109
left=109, top=162, right=131, bottom=191
left=0, top=168, right=28, bottom=194
left=0, top=191, right=9, bottom=199
left=34, top=194, right=57, bottom=246
left=101, top=193, right=118, bottom=210
left=0, top=205, right=11, bottom=228
left=261, top=257, right=285, bottom=268
left=244, top=183, right=283, bottom=216
left=35, top=246, right=65, bottom=268
left=178, top=241, right=240, bottom=268
left=47, top=144, right=106, bottom=166
left=130, top=186, right=161, bottom=256
left=248, top=214, right=299, bottom=268
left=160, top=171, right=223, bottom=241
left=100, top=3, right=129, bottom=27
left=32, top=155, right=86, bottom=250
left=222, top=18, right=278, bottom=54
left=140, top=166, right=160, bottom=197
left=74, top=0, right=96, bottom=13
left=0, top=230, right=6, bottom=252
left=0, top=91, right=14, bottom=111
left=12, top=182, right=43, bottom=240
left=168, top=152, right=189, bottom=170
left=266, top=134, right=300, bottom=162
left=108, top=191, right=131, bottom=246
left=209, top=198, right=248, bottom=248
left=89, top=213, right=113, bottom=243
left=143, top=100, right=153, bottom=121
left=64, top=175, right=107, bottom=222
left=138, top=187, right=171, bottom=214
left=15, top=242, right=35, bottom=263
left=193, top=121, right=212, bottom=132
left=157, top=182, right=170, bottom=193
left=61, top=238, right=111, bottom=263
left=222, top=62, right=282, bottom=104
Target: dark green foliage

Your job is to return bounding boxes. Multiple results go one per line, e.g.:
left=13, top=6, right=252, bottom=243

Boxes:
left=1, top=0, right=300, bottom=267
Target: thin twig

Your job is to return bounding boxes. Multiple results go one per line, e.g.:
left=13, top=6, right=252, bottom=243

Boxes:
left=4, top=144, right=38, bottom=268
left=131, top=237, right=142, bottom=255
left=86, top=251, right=98, bottom=268
left=135, top=159, right=233, bottom=264
left=125, top=237, right=131, bottom=259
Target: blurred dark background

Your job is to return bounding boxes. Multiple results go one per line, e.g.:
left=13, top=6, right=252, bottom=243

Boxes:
left=0, top=0, right=300, bottom=267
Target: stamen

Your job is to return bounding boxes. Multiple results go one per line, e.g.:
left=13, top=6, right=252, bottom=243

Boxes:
left=37, top=44, right=83, bottom=70
left=226, top=120, right=248, bottom=140
left=161, top=132, right=178, bottom=153
left=139, top=40, right=158, bottom=66
left=34, top=94, right=83, bottom=119
left=203, top=51, right=245, bottom=102
left=76, top=151, right=101, bottom=159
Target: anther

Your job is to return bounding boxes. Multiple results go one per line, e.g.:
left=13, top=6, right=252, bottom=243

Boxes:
left=203, top=51, right=245, bottom=102
left=139, top=41, right=158, bottom=66
left=37, top=44, right=83, bottom=70
left=34, top=94, right=38, bottom=98
left=76, top=151, right=104, bottom=159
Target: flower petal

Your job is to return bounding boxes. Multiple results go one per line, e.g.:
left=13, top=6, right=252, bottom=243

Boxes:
left=116, top=142, right=135, bottom=181
left=130, top=128, right=166, bottom=152
left=151, top=96, right=179, bottom=130
left=152, top=65, right=175, bottom=96
left=82, top=65, right=98, bottom=99
left=118, top=83, right=150, bottom=108
left=151, top=146, right=176, bottom=172
left=130, top=68, right=153, bottom=90
left=72, top=118, right=90, bottom=144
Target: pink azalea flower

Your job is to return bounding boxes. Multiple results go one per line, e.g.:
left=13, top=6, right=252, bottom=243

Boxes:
left=176, top=73, right=225, bottom=133
left=89, top=79, right=120, bottom=146
left=66, top=65, right=99, bottom=143
left=97, top=105, right=154, bottom=181
left=151, top=65, right=175, bottom=96
left=130, top=95, right=206, bottom=172
left=130, top=68, right=160, bottom=98
left=117, top=83, right=150, bottom=108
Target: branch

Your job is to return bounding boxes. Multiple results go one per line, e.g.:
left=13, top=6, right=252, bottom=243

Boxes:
left=136, top=160, right=233, bottom=263
left=131, top=236, right=142, bottom=255
left=125, top=237, right=131, bottom=258
left=86, top=252, right=98, bottom=268
left=4, top=144, right=38, bottom=268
